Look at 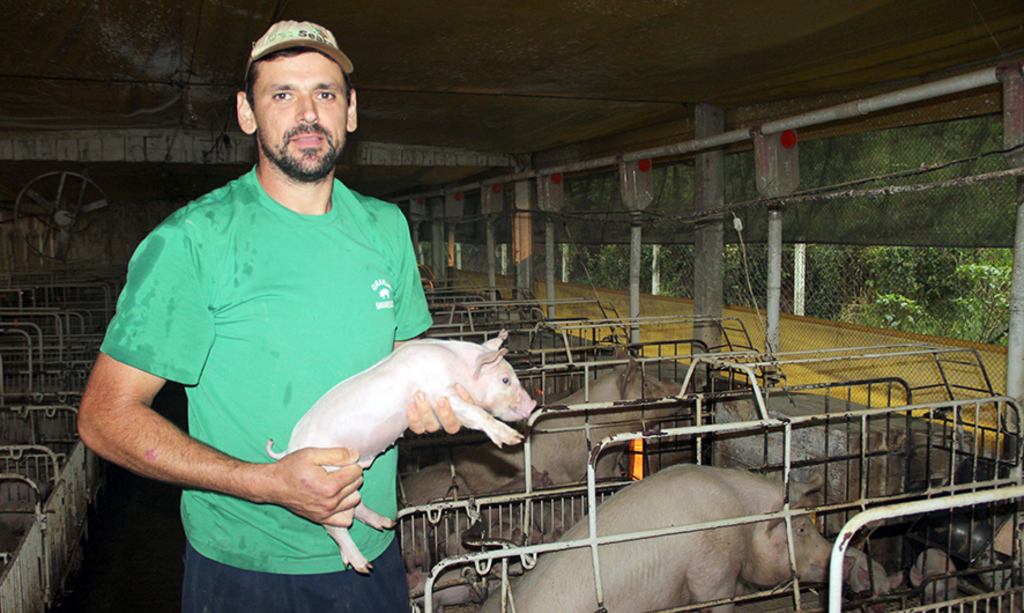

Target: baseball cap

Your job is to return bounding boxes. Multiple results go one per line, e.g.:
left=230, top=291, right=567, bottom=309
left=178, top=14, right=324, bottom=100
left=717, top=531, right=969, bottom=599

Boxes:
left=247, top=20, right=354, bottom=75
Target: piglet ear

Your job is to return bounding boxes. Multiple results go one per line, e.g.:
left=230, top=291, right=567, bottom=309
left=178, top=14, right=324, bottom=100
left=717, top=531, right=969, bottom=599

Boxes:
left=909, top=563, right=924, bottom=587
left=888, top=572, right=904, bottom=591
left=475, top=348, right=509, bottom=377
left=482, top=330, right=509, bottom=351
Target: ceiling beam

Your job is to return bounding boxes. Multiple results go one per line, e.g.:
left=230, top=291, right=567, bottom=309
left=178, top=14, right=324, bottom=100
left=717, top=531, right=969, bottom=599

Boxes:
left=0, top=130, right=513, bottom=168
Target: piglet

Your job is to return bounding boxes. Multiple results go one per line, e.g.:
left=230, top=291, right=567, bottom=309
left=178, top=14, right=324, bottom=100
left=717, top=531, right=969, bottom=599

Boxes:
left=844, top=546, right=903, bottom=611
left=267, top=330, right=536, bottom=573
left=481, top=464, right=832, bottom=613
left=910, top=548, right=958, bottom=605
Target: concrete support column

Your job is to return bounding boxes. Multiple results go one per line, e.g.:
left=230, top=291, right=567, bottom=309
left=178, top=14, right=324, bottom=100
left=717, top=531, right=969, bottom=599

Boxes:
left=512, top=179, right=534, bottom=296
left=754, top=127, right=800, bottom=354
left=538, top=174, right=565, bottom=318
left=429, top=197, right=446, bottom=284
left=408, top=198, right=426, bottom=265
left=693, top=104, right=725, bottom=353
left=1001, top=65, right=1024, bottom=407
left=481, top=185, right=502, bottom=301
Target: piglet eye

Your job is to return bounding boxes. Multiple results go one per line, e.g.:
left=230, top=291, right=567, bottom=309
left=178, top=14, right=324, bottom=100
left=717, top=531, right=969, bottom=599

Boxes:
left=502, top=377, right=511, bottom=385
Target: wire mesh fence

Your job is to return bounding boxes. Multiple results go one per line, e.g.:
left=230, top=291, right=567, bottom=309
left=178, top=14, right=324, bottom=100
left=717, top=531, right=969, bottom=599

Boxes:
left=411, top=112, right=1018, bottom=391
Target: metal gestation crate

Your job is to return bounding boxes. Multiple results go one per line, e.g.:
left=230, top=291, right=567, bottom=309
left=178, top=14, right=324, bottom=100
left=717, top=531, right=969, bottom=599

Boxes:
left=532, top=315, right=759, bottom=357
left=423, top=284, right=534, bottom=312
left=0, top=472, right=45, bottom=613
left=829, top=482, right=1024, bottom=613
left=429, top=297, right=621, bottom=337
left=397, top=350, right=696, bottom=480
left=0, top=405, right=80, bottom=458
left=0, top=308, right=102, bottom=397
left=704, top=344, right=997, bottom=406
left=0, top=442, right=94, bottom=612
left=401, top=389, right=1022, bottom=613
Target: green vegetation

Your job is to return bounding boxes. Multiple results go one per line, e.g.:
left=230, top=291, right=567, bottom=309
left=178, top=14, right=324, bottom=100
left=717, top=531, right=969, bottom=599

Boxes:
left=559, top=243, right=1013, bottom=346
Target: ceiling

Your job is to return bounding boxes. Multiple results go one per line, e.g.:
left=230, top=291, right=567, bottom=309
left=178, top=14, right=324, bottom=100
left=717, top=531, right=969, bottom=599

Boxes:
left=1, top=0, right=1023, bottom=206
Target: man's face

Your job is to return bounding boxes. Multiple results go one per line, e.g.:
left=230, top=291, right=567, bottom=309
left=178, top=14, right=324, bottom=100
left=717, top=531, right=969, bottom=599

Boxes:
left=237, top=52, right=358, bottom=183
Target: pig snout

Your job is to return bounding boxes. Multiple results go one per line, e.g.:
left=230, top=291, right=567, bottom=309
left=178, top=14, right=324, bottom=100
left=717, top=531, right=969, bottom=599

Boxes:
left=514, top=387, right=537, bottom=418
left=792, top=517, right=832, bottom=584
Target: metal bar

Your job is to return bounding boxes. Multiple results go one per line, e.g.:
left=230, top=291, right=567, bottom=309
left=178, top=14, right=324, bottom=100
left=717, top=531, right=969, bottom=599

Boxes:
left=766, top=208, right=782, bottom=354
left=827, top=485, right=1024, bottom=613
left=399, top=64, right=1009, bottom=202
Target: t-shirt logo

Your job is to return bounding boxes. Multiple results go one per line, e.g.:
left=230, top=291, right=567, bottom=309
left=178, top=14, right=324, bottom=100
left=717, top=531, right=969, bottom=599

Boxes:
left=372, top=279, right=394, bottom=310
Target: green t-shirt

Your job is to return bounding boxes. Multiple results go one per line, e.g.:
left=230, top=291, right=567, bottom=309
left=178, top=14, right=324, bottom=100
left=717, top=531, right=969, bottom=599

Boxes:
left=101, top=168, right=432, bottom=574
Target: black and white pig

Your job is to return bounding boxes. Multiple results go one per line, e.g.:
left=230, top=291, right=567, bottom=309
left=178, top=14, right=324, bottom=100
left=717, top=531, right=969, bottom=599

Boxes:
left=481, top=463, right=832, bottom=613
left=266, top=330, right=536, bottom=573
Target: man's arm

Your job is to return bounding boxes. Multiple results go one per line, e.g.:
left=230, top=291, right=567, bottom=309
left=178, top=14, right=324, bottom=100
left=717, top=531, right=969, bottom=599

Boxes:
left=77, top=352, right=364, bottom=527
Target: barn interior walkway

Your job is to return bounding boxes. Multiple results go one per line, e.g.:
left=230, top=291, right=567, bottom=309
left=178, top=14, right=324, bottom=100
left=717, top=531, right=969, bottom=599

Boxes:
left=53, top=384, right=187, bottom=613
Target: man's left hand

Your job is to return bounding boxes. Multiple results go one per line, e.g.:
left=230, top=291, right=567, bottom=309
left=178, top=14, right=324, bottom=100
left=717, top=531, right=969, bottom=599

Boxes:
left=406, top=385, right=469, bottom=434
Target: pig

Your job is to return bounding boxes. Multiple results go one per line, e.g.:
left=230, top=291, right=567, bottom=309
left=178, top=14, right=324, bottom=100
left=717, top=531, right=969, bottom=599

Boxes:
left=480, top=464, right=832, bottom=613
left=409, top=567, right=488, bottom=613
left=267, top=330, right=537, bottom=573
left=401, top=357, right=682, bottom=506
left=843, top=546, right=903, bottom=611
left=401, top=467, right=554, bottom=579
left=910, top=548, right=958, bottom=605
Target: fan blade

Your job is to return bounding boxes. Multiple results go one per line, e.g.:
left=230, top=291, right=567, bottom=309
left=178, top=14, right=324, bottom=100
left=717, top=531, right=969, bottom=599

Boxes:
left=79, top=198, right=108, bottom=214
left=23, top=188, right=56, bottom=212
left=56, top=227, right=71, bottom=261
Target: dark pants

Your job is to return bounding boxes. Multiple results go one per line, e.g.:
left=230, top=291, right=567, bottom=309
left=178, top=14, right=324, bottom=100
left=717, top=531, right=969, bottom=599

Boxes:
left=182, top=538, right=410, bottom=613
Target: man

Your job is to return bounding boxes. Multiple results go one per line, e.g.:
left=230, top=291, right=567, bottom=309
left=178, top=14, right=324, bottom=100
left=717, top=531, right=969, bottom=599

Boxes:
left=77, top=20, right=458, bottom=612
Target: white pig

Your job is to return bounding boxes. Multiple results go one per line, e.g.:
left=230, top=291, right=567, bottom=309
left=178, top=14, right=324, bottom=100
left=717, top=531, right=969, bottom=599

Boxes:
left=910, top=548, right=958, bottom=605
left=480, top=464, right=832, bottom=613
left=843, top=546, right=903, bottom=612
left=267, top=330, right=536, bottom=573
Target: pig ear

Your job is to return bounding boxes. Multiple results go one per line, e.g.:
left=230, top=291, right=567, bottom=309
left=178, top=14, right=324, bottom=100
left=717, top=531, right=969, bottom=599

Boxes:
left=482, top=330, right=509, bottom=351
left=857, top=566, right=871, bottom=585
left=475, top=348, right=509, bottom=377
left=618, top=359, right=640, bottom=396
left=791, top=474, right=824, bottom=508
left=843, top=554, right=856, bottom=577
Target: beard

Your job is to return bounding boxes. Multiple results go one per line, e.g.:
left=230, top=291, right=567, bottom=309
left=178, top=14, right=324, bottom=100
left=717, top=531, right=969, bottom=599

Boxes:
left=258, top=123, right=345, bottom=183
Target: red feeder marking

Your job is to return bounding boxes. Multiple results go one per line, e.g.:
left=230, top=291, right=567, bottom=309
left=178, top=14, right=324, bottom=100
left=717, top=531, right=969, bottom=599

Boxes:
left=454, top=192, right=464, bottom=201
left=492, top=184, right=502, bottom=193
left=551, top=173, right=563, bottom=184
left=638, top=158, right=652, bottom=172
left=780, top=130, right=797, bottom=149
left=417, top=198, right=424, bottom=205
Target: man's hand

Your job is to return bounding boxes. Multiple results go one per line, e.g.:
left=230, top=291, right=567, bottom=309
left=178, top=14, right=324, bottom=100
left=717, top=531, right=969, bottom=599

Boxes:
left=406, top=384, right=471, bottom=435
left=260, top=447, right=364, bottom=527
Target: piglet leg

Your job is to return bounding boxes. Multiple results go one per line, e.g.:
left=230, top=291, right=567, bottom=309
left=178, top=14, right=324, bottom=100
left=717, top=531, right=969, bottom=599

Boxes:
left=354, top=501, right=394, bottom=530
left=447, top=395, right=523, bottom=447
left=325, top=525, right=372, bottom=574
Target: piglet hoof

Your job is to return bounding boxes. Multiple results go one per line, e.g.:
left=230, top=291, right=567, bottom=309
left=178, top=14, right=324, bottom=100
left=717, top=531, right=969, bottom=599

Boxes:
left=485, top=422, right=523, bottom=448
left=347, top=557, right=373, bottom=574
